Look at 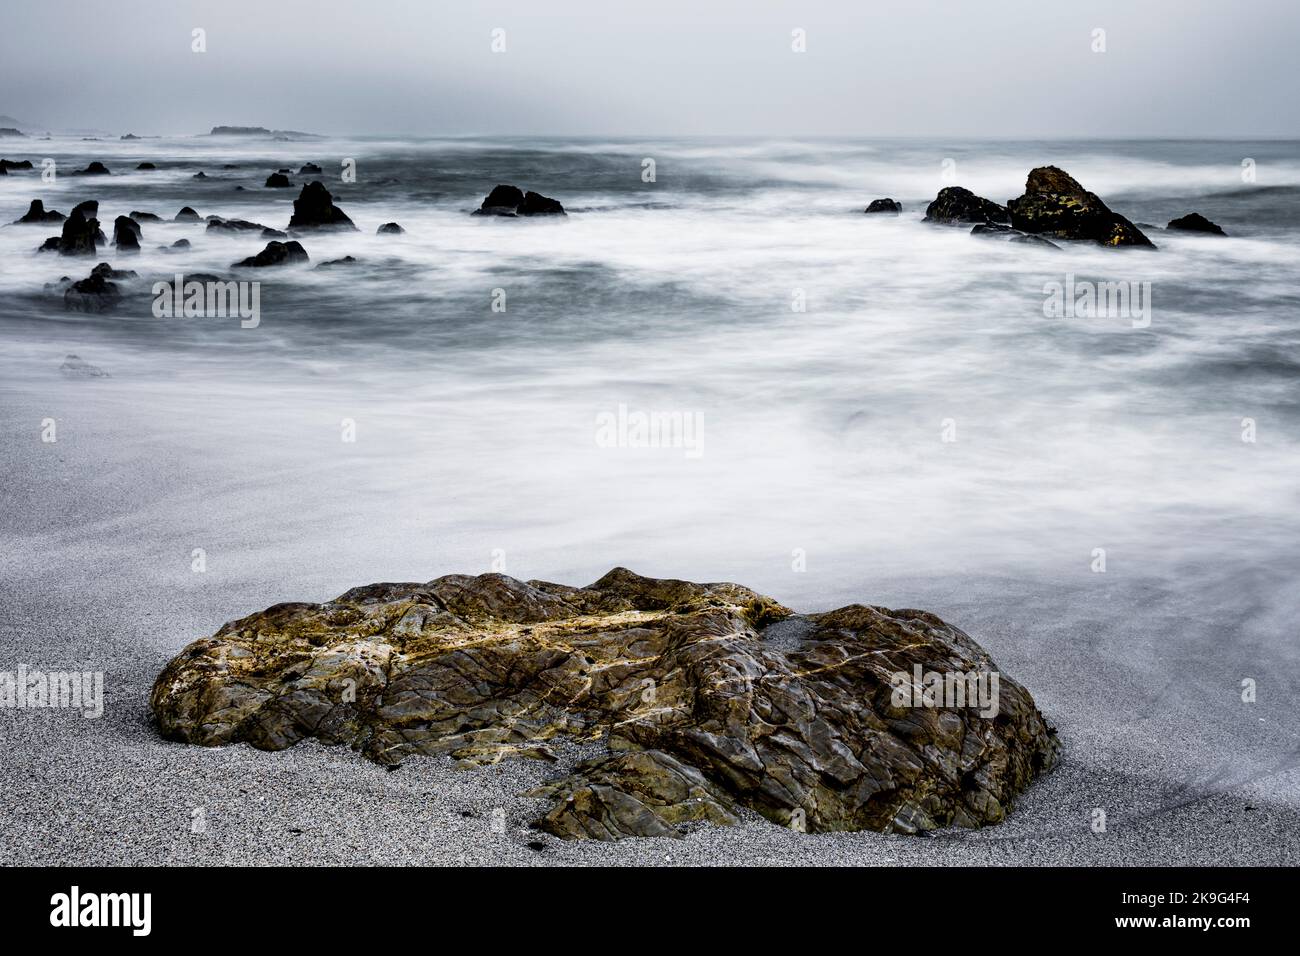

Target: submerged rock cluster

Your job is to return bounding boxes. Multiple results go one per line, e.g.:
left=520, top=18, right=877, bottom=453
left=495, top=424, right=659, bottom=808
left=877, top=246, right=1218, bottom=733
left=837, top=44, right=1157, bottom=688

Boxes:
left=152, top=568, right=1059, bottom=840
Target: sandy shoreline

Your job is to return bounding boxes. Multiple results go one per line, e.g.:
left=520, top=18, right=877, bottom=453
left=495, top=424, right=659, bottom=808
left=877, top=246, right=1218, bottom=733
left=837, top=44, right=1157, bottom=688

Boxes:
left=3, top=383, right=1298, bottom=866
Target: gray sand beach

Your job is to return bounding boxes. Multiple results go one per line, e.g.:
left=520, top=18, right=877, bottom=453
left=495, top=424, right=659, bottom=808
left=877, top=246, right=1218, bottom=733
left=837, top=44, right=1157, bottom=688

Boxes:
left=2, top=383, right=1297, bottom=866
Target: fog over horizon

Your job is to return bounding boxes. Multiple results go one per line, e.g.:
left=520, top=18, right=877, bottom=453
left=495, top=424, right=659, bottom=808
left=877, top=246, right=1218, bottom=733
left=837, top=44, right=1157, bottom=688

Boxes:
left=1, top=0, right=1297, bottom=138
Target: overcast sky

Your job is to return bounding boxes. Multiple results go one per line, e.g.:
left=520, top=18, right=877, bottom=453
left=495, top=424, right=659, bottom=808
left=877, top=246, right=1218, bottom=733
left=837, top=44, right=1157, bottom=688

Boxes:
left=2, top=0, right=1296, bottom=137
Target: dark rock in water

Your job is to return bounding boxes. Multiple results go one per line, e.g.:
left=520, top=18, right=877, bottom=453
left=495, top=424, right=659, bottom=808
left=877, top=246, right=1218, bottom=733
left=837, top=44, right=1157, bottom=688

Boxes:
left=13, top=199, right=65, bottom=224
left=477, top=183, right=524, bottom=215
left=864, top=198, right=902, bottom=214
left=151, top=568, right=1059, bottom=840
left=260, top=227, right=288, bottom=239
left=120, top=133, right=141, bottom=141
left=970, top=223, right=1059, bottom=249
left=37, top=236, right=60, bottom=252
left=234, top=186, right=245, bottom=191
left=519, top=190, right=565, bottom=216
left=265, top=172, right=291, bottom=188
left=222, top=164, right=239, bottom=169
left=475, top=184, right=566, bottom=217
left=193, top=171, right=208, bottom=179
left=315, top=255, right=357, bottom=269
left=129, top=211, right=163, bottom=222
left=59, top=354, right=110, bottom=378
left=53, top=200, right=102, bottom=256
left=924, top=186, right=1008, bottom=225
left=112, top=215, right=141, bottom=253
left=0, top=128, right=27, bottom=137
left=64, top=262, right=136, bottom=312
left=1167, top=212, right=1226, bottom=236
left=1007, top=166, right=1154, bottom=248
left=233, top=239, right=309, bottom=267
left=90, top=261, right=138, bottom=279
left=207, top=217, right=269, bottom=234
left=74, top=161, right=111, bottom=176
left=287, top=180, right=356, bottom=231
left=277, top=167, right=291, bottom=174
left=161, top=238, right=191, bottom=252
left=174, top=206, right=201, bottom=222
left=0, top=165, right=6, bottom=176
left=376, top=222, right=404, bottom=235
left=299, top=162, right=322, bottom=174
left=1, top=158, right=35, bottom=171
left=1011, top=233, right=1059, bottom=248
left=136, top=162, right=156, bottom=170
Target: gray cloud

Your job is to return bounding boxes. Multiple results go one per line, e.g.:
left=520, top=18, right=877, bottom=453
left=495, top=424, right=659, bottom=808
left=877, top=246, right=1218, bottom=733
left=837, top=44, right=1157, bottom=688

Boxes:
left=1, top=0, right=1295, bottom=136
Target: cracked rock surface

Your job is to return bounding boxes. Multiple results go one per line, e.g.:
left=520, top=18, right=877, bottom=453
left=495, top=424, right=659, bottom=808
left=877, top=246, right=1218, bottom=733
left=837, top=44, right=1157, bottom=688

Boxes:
left=151, top=568, right=1059, bottom=839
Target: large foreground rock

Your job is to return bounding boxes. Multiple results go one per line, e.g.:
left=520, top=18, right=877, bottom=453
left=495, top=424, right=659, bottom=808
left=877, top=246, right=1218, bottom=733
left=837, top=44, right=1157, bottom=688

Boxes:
left=152, top=568, right=1059, bottom=840
left=1007, top=166, right=1154, bottom=247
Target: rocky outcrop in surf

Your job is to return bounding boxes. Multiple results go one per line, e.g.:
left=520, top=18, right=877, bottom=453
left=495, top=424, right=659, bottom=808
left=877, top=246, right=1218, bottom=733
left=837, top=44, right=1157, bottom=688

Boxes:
left=287, top=181, right=356, bottom=231
left=475, top=184, right=566, bottom=217
left=151, top=568, right=1059, bottom=841
left=924, top=187, right=1008, bottom=225
left=233, top=239, right=309, bottom=267
left=1007, top=166, right=1154, bottom=247
left=1167, top=212, right=1226, bottom=236
left=864, top=198, right=902, bottom=214
left=13, top=199, right=64, bottom=224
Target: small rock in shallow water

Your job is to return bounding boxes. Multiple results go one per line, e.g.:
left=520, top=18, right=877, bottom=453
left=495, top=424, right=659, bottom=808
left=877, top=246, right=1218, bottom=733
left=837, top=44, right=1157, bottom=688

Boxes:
left=74, top=161, right=111, bottom=176
left=59, top=354, right=109, bottom=377
left=376, top=222, right=404, bottom=235
left=151, top=567, right=1059, bottom=841
left=265, top=172, right=291, bottom=188
left=1167, top=212, right=1226, bottom=236
left=174, top=206, right=201, bottom=222
left=924, top=186, right=1008, bottom=225
left=864, top=198, right=902, bottom=214
left=233, top=239, right=309, bottom=267
left=136, top=162, right=156, bottom=170
left=475, top=184, right=565, bottom=217
left=299, top=162, right=322, bottom=175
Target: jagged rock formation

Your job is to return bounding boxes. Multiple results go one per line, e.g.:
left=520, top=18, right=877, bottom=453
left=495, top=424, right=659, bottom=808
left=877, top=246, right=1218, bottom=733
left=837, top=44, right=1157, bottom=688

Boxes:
left=13, top=199, right=64, bottom=224
left=152, top=569, right=1059, bottom=840
left=1007, top=166, right=1154, bottom=247
left=287, top=181, right=356, bottom=231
